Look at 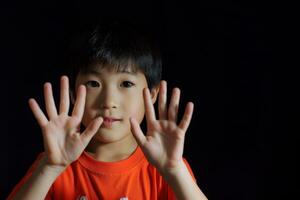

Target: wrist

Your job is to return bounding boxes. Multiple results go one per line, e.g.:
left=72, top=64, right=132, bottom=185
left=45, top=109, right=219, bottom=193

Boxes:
left=38, top=156, right=67, bottom=177
left=159, top=159, right=186, bottom=179
left=43, top=164, right=67, bottom=176
left=159, top=160, right=208, bottom=200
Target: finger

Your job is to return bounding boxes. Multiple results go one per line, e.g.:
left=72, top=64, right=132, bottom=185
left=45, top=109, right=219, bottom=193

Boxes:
left=59, top=76, right=70, bottom=114
left=158, top=80, right=167, bottom=120
left=28, top=98, right=48, bottom=127
left=179, top=102, right=194, bottom=132
left=80, top=117, right=103, bottom=146
left=72, top=85, right=86, bottom=120
left=130, top=117, right=147, bottom=147
left=168, top=88, right=180, bottom=123
left=143, top=88, right=156, bottom=125
left=44, top=83, right=58, bottom=119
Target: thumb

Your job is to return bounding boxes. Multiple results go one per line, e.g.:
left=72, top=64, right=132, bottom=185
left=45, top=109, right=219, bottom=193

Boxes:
left=80, top=117, right=103, bottom=146
left=130, top=117, right=146, bottom=147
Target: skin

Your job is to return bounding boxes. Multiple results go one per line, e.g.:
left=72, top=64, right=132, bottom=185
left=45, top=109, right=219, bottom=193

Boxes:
left=11, top=65, right=208, bottom=200
left=130, top=80, right=193, bottom=173
left=74, top=66, right=158, bottom=161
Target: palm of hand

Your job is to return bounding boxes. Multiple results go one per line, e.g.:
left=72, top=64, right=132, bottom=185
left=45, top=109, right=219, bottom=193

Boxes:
left=130, top=81, right=194, bottom=173
left=143, top=120, right=185, bottom=170
left=29, top=76, right=102, bottom=167
left=42, top=116, right=83, bottom=166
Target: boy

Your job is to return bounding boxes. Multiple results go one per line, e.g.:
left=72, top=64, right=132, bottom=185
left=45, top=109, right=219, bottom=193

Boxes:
left=7, top=20, right=207, bottom=200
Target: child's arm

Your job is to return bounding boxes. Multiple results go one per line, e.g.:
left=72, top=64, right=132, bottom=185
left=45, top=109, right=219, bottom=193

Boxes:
left=11, top=76, right=103, bottom=200
left=130, top=80, right=208, bottom=200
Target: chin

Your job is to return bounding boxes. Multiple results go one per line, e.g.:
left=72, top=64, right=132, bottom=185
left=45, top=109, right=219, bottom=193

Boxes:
left=92, top=130, right=126, bottom=144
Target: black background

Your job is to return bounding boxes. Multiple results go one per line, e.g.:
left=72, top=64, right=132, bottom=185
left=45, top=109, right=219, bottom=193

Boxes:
left=0, top=0, right=292, bottom=199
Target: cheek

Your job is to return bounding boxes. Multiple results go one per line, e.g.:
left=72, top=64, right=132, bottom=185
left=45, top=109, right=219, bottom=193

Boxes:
left=81, top=109, right=93, bottom=127
left=81, top=102, right=97, bottom=127
left=126, top=98, right=145, bottom=123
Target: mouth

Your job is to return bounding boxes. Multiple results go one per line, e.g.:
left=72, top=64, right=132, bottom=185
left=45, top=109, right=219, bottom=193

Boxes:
left=101, top=117, right=122, bottom=128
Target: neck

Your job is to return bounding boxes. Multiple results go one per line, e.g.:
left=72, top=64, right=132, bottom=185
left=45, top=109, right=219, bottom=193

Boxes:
left=85, top=135, right=138, bottom=162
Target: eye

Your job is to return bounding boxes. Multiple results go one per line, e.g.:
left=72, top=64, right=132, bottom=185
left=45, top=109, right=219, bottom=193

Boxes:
left=121, top=81, right=135, bottom=88
left=85, top=80, right=100, bottom=88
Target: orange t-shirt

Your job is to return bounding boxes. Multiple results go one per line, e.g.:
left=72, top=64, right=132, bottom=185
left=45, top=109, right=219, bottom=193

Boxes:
left=7, top=147, right=196, bottom=200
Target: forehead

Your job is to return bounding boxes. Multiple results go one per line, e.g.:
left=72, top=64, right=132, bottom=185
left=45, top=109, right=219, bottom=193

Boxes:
left=76, top=63, right=147, bottom=80
left=79, top=61, right=140, bottom=75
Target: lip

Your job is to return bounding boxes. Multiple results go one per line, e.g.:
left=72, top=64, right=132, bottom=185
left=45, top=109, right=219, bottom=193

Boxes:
left=101, top=117, right=122, bottom=128
left=103, top=117, right=122, bottom=122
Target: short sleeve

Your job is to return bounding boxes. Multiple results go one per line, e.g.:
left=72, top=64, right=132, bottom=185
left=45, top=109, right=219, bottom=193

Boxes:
left=6, top=152, right=53, bottom=200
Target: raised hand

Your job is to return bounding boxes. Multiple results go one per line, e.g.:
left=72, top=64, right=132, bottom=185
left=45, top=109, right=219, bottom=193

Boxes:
left=130, top=80, right=194, bottom=174
left=28, top=76, right=103, bottom=167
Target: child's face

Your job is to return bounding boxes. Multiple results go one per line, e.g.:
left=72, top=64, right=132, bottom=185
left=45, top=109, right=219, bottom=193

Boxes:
left=75, top=64, right=151, bottom=144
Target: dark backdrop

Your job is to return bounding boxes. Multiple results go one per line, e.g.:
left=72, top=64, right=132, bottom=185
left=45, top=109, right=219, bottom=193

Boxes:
left=0, top=0, right=284, bottom=199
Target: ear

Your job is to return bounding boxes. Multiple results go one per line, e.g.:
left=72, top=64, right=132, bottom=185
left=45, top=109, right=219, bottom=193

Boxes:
left=150, top=85, right=159, bottom=104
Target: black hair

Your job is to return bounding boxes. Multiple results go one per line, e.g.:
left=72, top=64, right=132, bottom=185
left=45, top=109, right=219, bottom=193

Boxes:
left=64, top=19, right=162, bottom=93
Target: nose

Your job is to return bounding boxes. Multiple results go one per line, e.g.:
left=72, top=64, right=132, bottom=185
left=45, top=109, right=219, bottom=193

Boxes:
left=99, top=86, right=118, bottom=109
